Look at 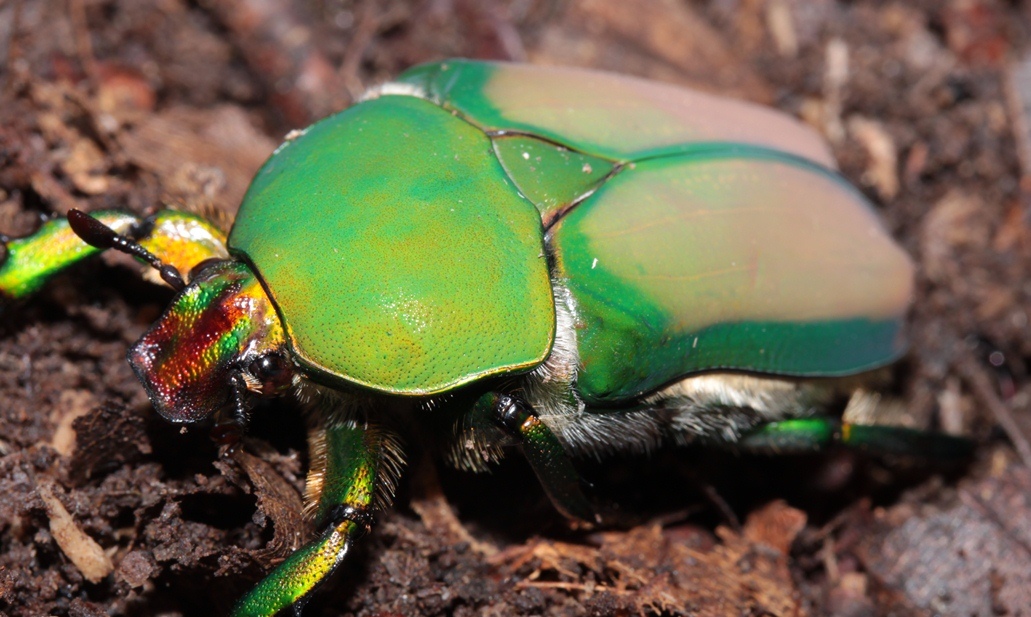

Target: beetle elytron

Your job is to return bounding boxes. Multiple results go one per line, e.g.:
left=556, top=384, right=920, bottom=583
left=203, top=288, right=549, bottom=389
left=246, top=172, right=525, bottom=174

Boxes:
left=0, top=60, right=967, bottom=615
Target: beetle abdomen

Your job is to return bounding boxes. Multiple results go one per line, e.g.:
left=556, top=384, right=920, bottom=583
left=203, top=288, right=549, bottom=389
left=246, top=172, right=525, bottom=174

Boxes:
left=550, top=150, right=913, bottom=404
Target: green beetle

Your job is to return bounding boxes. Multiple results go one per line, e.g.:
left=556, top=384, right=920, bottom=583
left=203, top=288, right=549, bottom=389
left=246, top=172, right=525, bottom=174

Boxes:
left=0, top=60, right=967, bottom=616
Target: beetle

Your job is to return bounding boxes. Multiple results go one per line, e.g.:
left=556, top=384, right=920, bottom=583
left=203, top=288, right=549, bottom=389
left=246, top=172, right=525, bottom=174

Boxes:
left=0, top=59, right=969, bottom=616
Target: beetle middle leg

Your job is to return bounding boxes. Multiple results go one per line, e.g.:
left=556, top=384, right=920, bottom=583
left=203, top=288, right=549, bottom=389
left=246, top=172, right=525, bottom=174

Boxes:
left=491, top=392, right=601, bottom=524
left=444, top=386, right=600, bottom=524
left=231, top=415, right=404, bottom=617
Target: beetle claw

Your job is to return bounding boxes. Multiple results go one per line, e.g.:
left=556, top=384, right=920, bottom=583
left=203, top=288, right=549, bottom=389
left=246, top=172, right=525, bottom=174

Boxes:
left=212, top=421, right=244, bottom=454
left=214, top=430, right=242, bottom=455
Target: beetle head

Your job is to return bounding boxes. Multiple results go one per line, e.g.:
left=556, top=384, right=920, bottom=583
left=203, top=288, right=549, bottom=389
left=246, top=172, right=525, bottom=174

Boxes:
left=128, top=260, right=291, bottom=423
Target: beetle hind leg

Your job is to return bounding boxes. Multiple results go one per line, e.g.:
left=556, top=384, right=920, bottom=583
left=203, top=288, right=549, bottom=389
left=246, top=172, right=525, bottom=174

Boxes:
left=736, top=387, right=973, bottom=458
left=231, top=417, right=404, bottom=617
left=740, top=418, right=973, bottom=459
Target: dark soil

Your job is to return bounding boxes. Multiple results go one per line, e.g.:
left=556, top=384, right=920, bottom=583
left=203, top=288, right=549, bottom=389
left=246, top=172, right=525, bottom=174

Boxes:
left=2, top=1, right=1031, bottom=616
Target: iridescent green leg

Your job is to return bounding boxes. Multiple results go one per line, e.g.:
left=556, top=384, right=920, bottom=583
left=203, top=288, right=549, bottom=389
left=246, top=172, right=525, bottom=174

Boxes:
left=231, top=418, right=404, bottom=617
left=0, top=209, right=228, bottom=302
left=489, top=393, right=600, bottom=525
left=740, top=418, right=974, bottom=459
left=0, top=212, right=136, bottom=300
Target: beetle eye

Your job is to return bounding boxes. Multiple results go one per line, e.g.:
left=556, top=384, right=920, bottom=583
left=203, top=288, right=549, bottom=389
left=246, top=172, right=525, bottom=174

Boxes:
left=248, top=353, right=293, bottom=395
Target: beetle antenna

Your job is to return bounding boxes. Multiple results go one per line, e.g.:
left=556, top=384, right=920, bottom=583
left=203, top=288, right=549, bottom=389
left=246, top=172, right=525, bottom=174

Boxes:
left=68, top=209, right=186, bottom=291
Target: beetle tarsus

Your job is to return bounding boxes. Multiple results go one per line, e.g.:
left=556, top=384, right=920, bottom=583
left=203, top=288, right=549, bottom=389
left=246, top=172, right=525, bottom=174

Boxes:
left=0, top=209, right=228, bottom=303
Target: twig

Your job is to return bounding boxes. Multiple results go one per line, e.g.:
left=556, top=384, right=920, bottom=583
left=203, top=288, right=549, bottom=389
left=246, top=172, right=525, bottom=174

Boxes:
left=68, top=0, right=98, bottom=87
left=955, top=355, right=1031, bottom=468
left=701, top=481, right=741, bottom=533
left=338, top=2, right=410, bottom=101
left=823, top=38, right=849, bottom=145
left=958, top=488, right=1031, bottom=560
left=2, top=0, right=25, bottom=93
left=339, top=3, right=382, bottom=101
left=820, top=535, right=840, bottom=582
left=484, top=0, right=527, bottom=61
left=678, top=466, right=741, bottom=532
left=516, top=580, right=613, bottom=592
left=206, top=0, right=345, bottom=125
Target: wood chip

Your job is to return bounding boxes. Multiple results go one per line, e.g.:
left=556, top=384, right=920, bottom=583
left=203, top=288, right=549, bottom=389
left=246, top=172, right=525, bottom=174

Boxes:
left=49, top=389, right=97, bottom=457
left=856, top=451, right=1031, bottom=614
left=823, top=38, right=849, bottom=144
left=848, top=116, right=899, bottom=199
left=120, top=106, right=276, bottom=217
left=743, top=500, right=808, bottom=555
left=225, top=448, right=306, bottom=563
left=766, top=0, right=798, bottom=58
left=36, top=482, right=113, bottom=584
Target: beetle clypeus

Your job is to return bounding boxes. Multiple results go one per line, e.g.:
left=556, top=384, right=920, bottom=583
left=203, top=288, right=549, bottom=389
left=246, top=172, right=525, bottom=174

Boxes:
left=0, top=60, right=968, bottom=615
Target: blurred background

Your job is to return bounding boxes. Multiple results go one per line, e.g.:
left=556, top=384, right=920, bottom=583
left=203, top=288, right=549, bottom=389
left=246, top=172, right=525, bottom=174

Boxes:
left=1, top=1, right=1031, bottom=615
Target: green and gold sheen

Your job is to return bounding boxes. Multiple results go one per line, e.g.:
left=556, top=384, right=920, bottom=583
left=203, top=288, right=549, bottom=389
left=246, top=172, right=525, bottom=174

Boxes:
left=491, top=135, right=614, bottom=223
left=395, top=59, right=837, bottom=165
left=550, top=152, right=913, bottom=403
left=391, top=60, right=913, bottom=404
left=229, top=95, right=554, bottom=395
left=232, top=59, right=913, bottom=404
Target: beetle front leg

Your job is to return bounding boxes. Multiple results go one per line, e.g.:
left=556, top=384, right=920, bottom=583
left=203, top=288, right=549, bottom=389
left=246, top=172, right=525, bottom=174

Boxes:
left=488, top=393, right=600, bottom=525
left=0, top=211, right=138, bottom=301
left=0, top=209, right=228, bottom=303
left=231, top=417, right=404, bottom=617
